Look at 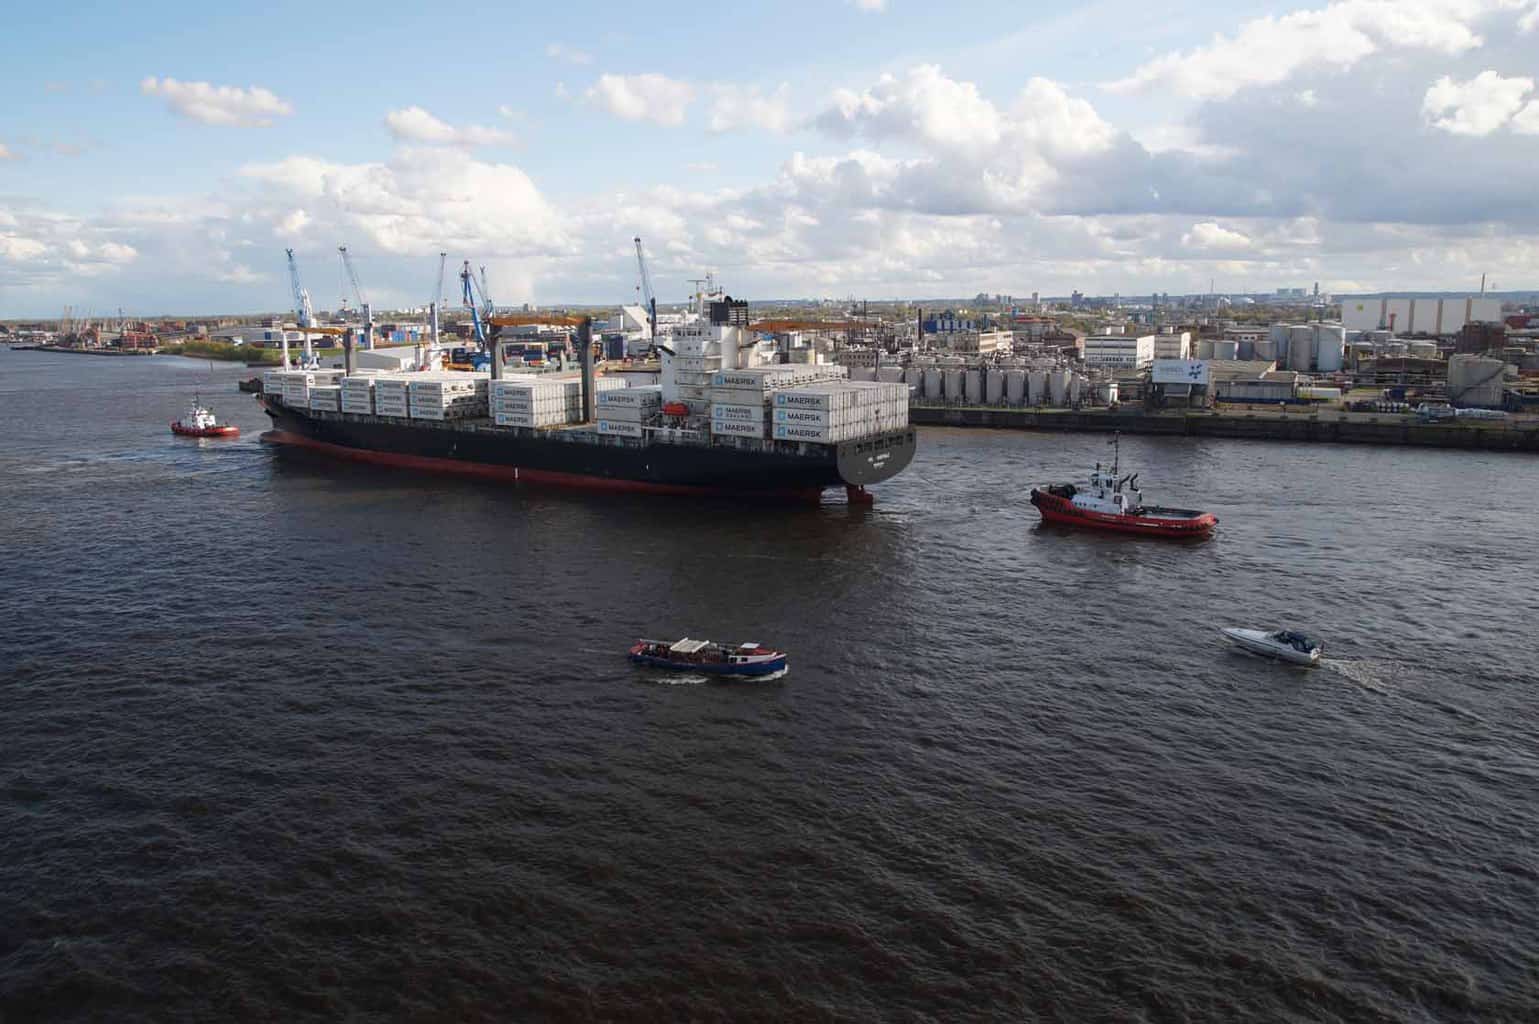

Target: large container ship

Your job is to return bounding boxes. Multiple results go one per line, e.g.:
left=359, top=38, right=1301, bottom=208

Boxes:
left=259, top=290, right=916, bottom=502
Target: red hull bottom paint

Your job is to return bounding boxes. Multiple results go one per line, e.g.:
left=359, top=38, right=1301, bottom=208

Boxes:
left=1031, top=490, right=1217, bottom=538
left=261, top=430, right=829, bottom=502
left=171, top=423, right=239, bottom=438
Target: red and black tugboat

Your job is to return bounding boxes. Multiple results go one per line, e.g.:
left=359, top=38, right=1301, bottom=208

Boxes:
left=1030, top=435, right=1216, bottom=538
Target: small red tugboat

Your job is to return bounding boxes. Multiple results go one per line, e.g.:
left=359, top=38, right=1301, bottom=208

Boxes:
left=1030, top=436, right=1216, bottom=538
left=171, top=399, right=240, bottom=438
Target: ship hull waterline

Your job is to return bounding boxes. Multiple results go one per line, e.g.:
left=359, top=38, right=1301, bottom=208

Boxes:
left=261, top=399, right=916, bottom=502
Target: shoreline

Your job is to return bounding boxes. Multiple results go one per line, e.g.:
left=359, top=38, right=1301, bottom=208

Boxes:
left=909, top=404, right=1539, bottom=453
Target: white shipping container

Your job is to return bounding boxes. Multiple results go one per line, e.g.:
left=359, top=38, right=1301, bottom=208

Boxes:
left=710, top=419, right=767, bottom=438
left=711, top=402, right=768, bottom=422
left=308, top=387, right=341, bottom=411
left=597, top=386, right=662, bottom=408
left=596, top=419, right=644, bottom=438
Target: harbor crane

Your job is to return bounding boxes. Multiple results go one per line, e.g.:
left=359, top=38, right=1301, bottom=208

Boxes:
left=284, top=248, right=322, bottom=369
left=338, top=245, right=368, bottom=309
left=461, top=260, right=488, bottom=347
left=338, top=244, right=374, bottom=350
left=633, top=236, right=658, bottom=340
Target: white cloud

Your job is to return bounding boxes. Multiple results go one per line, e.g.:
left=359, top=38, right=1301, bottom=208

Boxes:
left=545, top=42, right=593, bottom=65
left=0, top=143, right=17, bottom=161
left=241, top=148, right=563, bottom=256
left=1106, top=1, right=1524, bottom=100
left=0, top=234, right=49, bottom=261
left=1512, top=99, right=1539, bottom=132
left=140, top=76, right=293, bottom=126
left=1422, top=70, right=1535, bottom=134
left=585, top=73, right=695, bottom=125
left=849, top=0, right=887, bottom=10
left=1182, top=221, right=1253, bottom=251
left=818, top=65, right=1003, bottom=146
left=708, top=83, right=793, bottom=134
left=384, top=106, right=512, bottom=147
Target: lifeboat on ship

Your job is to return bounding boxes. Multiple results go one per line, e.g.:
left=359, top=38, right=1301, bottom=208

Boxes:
left=661, top=401, right=691, bottom=418
left=171, top=399, right=239, bottom=438
left=1030, top=435, right=1216, bottom=538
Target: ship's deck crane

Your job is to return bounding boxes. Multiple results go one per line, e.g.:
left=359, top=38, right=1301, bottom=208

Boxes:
left=634, top=236, right=658, bottom=340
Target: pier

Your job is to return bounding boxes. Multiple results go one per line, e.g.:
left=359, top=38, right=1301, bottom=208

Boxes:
left=909, top=403, right=1539, bottom=452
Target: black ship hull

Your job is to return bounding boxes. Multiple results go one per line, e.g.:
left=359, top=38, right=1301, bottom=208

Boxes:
left=261, top=398, right=916, bottom=500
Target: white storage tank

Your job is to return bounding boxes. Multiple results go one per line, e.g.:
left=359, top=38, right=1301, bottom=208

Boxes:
left=985, top=367, right=1005, bottom=405
left=1315, top=325, right=1346, bottom=372
left=1288, top=325, right=1315, bottom=371
left=1236, top=340, right=1255, bottom=361
left=1005, top=369, right=1027, bottom=405
left=1195, top=338, right=1215, bottom=360
left=1408, top=340, right=1438, bottom=360
left=878, top=366, right=906, bottom=383
left=1068, top=373, right=1084, bottom=405
left=1253, top=337, right=1278, bottom=362
left=1094, top=380, right=1118, bottom=405
left=943, top=368, right=964, bottom=403
left=964, top=368, right=983, bottom=405
left=923, top=366, right=943, bottom=401
left=1049, top=369, right=1070, bottom=406
left=1028, top=370, right=1048, bottom=405
left=905, top=363, right=925, bottom=387
left=1213, top=340, right=1239, bottom=360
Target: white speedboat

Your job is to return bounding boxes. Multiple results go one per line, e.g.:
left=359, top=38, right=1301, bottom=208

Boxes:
left=1220, top=628, right=1322, bottom=666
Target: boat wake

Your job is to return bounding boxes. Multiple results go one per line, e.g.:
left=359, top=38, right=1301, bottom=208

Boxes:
left=1320, top=658, right=1397, bottom=694
left=633, top=666, right=789, bottom=686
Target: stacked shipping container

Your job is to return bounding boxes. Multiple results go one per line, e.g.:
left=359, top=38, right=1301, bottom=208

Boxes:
left=771, top=381, right=909, bottom=443
left=596, top=384, right=662, bottom=438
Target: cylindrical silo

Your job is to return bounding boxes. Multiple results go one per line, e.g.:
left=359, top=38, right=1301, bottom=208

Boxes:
left=1195, top=338, right=1215, bottom=360
left=1288, top=325, right=1315, bottom=371
left=904, top=363, right=924, bottom=387
left=1254, top=335, right=1277, bottom=362
left=1268, top=323, right=1289, bottom=359
left=879, top=366, right=905, bottom=383
left=1049, top=369, right=1070, bottom=406
left=1236, top=340, right=1255, bottom=360
left=964, top=368, right=983, bottom=405
left=1005, top=369, right=1026, bottom=405
left=1408, top=339, right=1437, bottom=360
left=1068, top=373, right=1084, bottom=405
left=1028, top=370, right=1048, bottom=405
left=1315, top=325, right=1346, bottom=372
left=944, top=368, right=964, bottom=403
left=985, top=367, right=1005, bottom=405
left=1213, top=340, right=1239, bottom=360
left=923, top=366, right=943, bottom=401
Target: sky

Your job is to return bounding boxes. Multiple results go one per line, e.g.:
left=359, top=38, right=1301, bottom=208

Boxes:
left=1, top=0, right=1537, bottom=316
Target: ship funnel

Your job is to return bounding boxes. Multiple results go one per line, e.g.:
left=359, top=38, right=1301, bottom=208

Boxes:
left=578, top=317, right=595, bottom=423
left=342, top=330, right=356, bottom=375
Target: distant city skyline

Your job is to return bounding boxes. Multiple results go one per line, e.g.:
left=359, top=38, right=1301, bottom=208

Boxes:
left=3, top=0, right=1538, bottom=317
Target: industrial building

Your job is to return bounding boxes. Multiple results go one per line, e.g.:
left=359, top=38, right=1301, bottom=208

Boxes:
left=1152, top=330, right=1192, bottom=361
left=1084, top=332, right=1155, bottom=370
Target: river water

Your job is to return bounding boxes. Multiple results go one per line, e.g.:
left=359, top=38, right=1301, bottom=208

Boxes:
left=2, top=349, right=1537, bottom=1021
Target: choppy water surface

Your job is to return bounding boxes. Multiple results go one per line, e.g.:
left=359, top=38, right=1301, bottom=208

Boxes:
left=3, top=349, right=1537, bottom=1021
